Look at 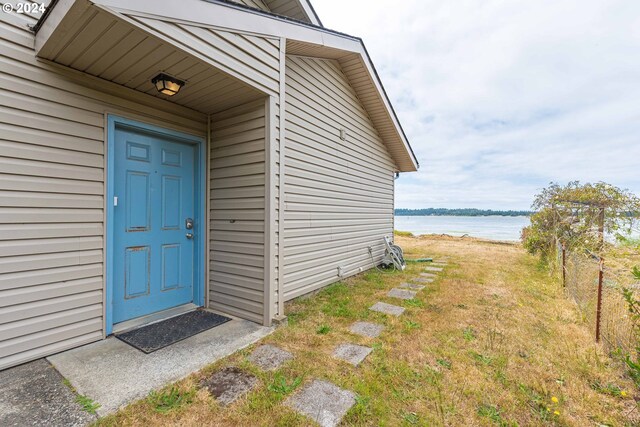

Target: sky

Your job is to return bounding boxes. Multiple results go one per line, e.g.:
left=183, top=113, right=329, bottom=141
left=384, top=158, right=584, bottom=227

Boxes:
left=312, top=0, right=640, bottom=210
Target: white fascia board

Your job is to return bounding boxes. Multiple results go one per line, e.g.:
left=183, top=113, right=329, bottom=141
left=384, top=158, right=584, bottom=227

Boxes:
left=35, top=0, right=90, bottom=56
left=356, top=45, right=419, bottom=171
left=94, top=0, right=359, bottom=50
left=297, top=0, right=322, bottom=26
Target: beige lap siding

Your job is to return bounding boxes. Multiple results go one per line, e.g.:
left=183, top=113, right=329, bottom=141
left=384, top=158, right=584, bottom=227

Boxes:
left=283, top=56, right=396, bottom=300
left=209, top=100, right=268, bottom=323
left=0, top=9, right=206, bottom=370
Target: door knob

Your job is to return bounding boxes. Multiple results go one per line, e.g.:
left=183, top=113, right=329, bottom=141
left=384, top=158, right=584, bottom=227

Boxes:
left=186, top=233, right=193, bottom=239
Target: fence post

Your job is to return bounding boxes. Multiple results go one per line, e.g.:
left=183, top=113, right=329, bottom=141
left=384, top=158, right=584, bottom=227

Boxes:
left=561, top=242, right=566, bottom=288
left=595, top=258, right=604, bottom=343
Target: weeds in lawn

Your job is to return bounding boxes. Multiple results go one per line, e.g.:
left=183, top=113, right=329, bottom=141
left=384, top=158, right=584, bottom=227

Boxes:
left=484, top=315, right=505, bottom=351
left=76, top=394, right=101, bottom=414
left=436, top=359, right=452, bottom=369
left=470, top=351, right=493, bottom=366
left=404, top=298, right=424, bottom=308
left=316, top=324, right=331, bottom=335
left=285, top=310, right=306, bottom=326
left=62, top=378, right=101, bottom=414
left=148, top=386, right=195, bottom=414
left=267, top=373, right=302, bottom=395
left=349, top=396, right=371, bottom=420
left=477, top=404, right=504, bottom=424
left=433, top=383, right=447, bottom=425
left=518, top=383, right=561, bottom=422
left=403, top=320, right=420, bottom=331
left=400, top=411, right=420, bottom=424
left=494, top=369, right=508, bottom=386
left=590, top=380, right=627, bottom=397
left=463, top=326, right=477, bottom=341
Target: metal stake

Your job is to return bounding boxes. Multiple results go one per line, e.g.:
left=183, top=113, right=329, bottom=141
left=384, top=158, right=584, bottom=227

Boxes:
left=595, top=258, right=604, bottom=343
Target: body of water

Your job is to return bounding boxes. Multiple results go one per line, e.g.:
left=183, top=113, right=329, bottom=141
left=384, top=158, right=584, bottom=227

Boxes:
left=395, top=215, right=530, bottom=242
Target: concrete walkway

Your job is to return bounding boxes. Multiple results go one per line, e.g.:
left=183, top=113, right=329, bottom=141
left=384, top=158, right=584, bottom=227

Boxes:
left=0, top=359, right=96, bottom=427
left=48, top=318, right=273, bottom=416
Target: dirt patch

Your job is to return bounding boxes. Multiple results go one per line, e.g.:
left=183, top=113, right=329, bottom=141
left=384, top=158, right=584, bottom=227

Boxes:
left=200, top=367, right=257, bottom=406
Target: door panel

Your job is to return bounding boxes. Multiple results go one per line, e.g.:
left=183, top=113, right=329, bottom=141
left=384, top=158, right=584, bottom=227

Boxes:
left=113, top=124, right=197, bottom=324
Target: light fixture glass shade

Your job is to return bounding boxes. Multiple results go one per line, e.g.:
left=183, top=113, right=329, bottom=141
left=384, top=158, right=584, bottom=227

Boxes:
left=151, top=73, right=185, bottom=96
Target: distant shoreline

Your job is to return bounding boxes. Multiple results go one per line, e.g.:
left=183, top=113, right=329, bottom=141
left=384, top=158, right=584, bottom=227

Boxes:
left=395, top=208, right=532, bottom=217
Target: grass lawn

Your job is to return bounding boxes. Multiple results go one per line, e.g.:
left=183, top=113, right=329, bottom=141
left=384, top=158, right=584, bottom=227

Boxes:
left=96, top=235, right=637, bottom=426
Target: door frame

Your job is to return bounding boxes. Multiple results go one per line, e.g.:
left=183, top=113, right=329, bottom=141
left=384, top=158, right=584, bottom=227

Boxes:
left=105, top=115, right=207, bottom=335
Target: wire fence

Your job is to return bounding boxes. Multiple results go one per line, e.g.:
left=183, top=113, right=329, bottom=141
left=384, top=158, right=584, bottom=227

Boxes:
left=560, top=243, right=639, bottom=355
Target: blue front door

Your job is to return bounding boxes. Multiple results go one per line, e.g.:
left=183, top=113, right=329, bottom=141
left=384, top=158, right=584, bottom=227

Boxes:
left=113, top=123, right=197, bottom=324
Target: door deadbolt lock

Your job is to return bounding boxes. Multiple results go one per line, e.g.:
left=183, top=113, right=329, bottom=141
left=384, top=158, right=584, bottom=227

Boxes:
left=185, top=218, right=194, bottom=230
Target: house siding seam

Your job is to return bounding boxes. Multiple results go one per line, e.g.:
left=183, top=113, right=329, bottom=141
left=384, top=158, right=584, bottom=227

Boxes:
left=209, top=99, right=268, bottom=323
left=282, top=55, right=395, bottom=300
left=0, top=11, right=206, bottom=370
left=263, top=95, right=277, bottom=325
left=275, top=37, right=286, bottom=317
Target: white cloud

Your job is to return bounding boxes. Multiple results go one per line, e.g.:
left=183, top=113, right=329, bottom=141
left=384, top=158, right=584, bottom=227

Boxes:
left=312, top=0, right=640, bottom=209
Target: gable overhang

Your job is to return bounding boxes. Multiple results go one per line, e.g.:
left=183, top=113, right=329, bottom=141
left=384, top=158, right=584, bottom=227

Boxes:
left=35, top=0, right=418, bottom=171
left=34, top=0, right=273, bottom=115
left=263, top=0, right=322, bottom=26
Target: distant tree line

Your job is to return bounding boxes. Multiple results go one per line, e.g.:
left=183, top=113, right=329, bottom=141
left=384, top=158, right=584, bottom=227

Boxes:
left=395, top=208, right=532, bottom=217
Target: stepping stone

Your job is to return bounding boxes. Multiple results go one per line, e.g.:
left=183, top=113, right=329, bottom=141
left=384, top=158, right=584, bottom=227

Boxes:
left=432, top=263, right=448, bottom=267
left=400, top=282, right=425, bottom=290
left=248, top=344, right=293, bottom=371
left=201, top=367, right=257, bottom=406
left=285, top=380, right=356, bottom=427
left=434, top=259, right=448, bottom=263
left=412, top=277, right=433, bottom=283
left=369, top=302, right=405, bottom=316
left=387, top=288, right=417, bottom=300
left=333, top=343, right=372, bottom=366
left=421, top=272, right=437, bottom=278
left=424, top=266, right=443, bottom=272
left=349, top=321, right=384, bottom=338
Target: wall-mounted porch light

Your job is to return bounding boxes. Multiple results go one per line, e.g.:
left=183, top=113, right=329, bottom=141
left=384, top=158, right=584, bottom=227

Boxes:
left=151, top=73, right=185, bottom=96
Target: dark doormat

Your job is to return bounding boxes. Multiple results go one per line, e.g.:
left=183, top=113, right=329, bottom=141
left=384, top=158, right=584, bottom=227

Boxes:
left=116, top=310, right=232, bottom=354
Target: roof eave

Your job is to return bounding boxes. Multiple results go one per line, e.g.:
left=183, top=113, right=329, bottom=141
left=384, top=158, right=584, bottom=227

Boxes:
left=35, top=0, right=418, bottom=171
left=358, top=40, right=419, bottom=171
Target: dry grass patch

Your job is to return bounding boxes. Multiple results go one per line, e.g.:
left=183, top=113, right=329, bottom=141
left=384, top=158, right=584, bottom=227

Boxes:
left=95, top=235, right=637, bottom=426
